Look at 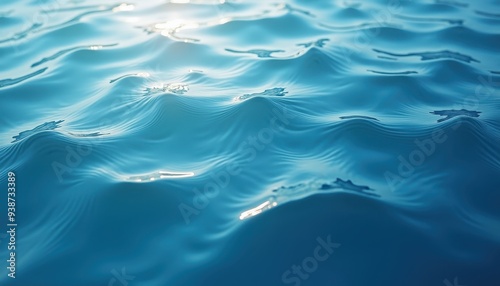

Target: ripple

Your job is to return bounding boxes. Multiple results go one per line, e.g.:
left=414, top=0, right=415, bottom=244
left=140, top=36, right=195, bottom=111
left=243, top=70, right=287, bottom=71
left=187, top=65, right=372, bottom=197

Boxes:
left=0, top=10, right=13, bottom=17
left=109, top=72, right=151, bottom=84
left=0, top=67, right=48, bottom=88
left=320, top=22, right=400, bottom=32
left=37, top=3, right=132, bottom=33
left=275, top=3, right=315, bottom=17
left=271, top=178, right=378, bottom=198
left=11, top=120, right=64, bottom=143
left=239, top=200, right=277, bottom=220
left=142, top=7, right=283, bottom=43
left=321, top=178, right=375, bottom=194
left=377, top=56, right=398, bottom=61
left=126, top=170, right=195, bottom=182
left=0, top=22, right=41, bottom=43
left=430, top=109, right=481, bottom=122
left=32, top=44, right=117, bottom=68
left=475, top=10, right=500, bottom=19
left=373, top=49, right=479, bottom=63
left=225, top=48, right=285, bottom=58
left=339, top=115, right=379, bottom=121
left=145, top=83, right=190, bottom=95
left=235, top=87, right=288, bottom=101
left=231, top=176, right=383, bottom=221
left=395, top=14, right=463, bottom=25
left=67, top=132, right=108, bottom=138
left=297, top=38, right=329, bottom=48
left=435, top=0, right=468, bottom=8
left=367, top=70, right=418, bottom=75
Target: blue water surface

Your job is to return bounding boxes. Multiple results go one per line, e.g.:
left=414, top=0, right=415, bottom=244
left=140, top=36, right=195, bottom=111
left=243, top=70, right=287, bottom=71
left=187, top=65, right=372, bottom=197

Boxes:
left=1, top=0, right=500, bottom=285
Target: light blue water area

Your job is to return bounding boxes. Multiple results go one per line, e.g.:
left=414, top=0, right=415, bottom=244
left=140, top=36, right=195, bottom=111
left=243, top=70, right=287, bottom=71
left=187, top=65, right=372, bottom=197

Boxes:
left=1, top=0, right=499, bottom=285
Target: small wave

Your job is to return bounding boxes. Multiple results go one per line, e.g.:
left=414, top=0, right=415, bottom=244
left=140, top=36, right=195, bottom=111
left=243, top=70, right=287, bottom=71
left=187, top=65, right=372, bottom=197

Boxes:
left=67, top=132, right=108, bottom=138
left=373, top=49, right=479, bottom=63
left=32, top=44, right=117, bottom=68
left=475, top=10, right=500, bottom=19
left=235, top=87, right=288, bottom=101
left=0, top=22, right=41, bottom=43
left=367, top=70, right=418, bottom=75
left=11, top=120, right=64, bottom=143
left=145, top=83, right=190, bottom=95
left=435, top=0, right=469, bottom=8
left=0, top=67, right=47, bottom=88
left=240, top=178, right=379, bottom=220
left=395, top=14, right=464, bottom=25
left=126, top=171, right=195, bottom=182
left=225, top=48, right=285, bottom=58
left=339, top=115, right=379, bottom=121
left=430, top=109, right=481, bottom=122
left=296, top=38, right=329, bottom=48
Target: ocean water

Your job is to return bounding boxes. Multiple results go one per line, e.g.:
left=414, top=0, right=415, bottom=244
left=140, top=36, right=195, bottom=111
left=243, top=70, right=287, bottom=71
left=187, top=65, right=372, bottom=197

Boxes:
left=1, top=0, right=500, bottom=285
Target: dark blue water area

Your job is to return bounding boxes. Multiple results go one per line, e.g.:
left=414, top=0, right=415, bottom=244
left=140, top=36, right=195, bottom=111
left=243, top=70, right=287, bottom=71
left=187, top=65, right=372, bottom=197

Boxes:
left=0, top=0, right=500, bottom=285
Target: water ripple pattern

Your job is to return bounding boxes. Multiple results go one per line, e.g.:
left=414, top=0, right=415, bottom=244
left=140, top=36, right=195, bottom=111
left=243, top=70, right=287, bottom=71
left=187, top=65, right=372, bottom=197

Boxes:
left=0, top=0, right=499, bottom=285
